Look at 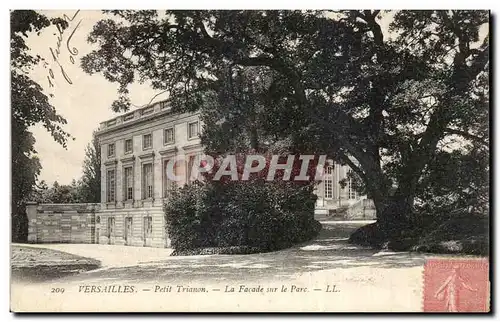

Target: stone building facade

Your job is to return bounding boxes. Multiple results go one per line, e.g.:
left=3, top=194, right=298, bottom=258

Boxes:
left=94, top=99, right=374, bottom=247
left=96, top=101, right=203, bottom=247
left=26, top=99, right=375, bottom=246
left=313, top=163, right=375, bottom=219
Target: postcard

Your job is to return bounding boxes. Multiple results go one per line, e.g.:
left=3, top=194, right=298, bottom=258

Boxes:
left=10, top=9, right=490, bottom=312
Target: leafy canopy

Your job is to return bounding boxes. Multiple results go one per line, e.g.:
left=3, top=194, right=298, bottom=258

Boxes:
left=82, top=10, right=489, bottom=225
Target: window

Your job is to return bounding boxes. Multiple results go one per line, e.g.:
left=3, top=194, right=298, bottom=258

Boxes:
left=187, top=155, right=196, bottom=183
left=186, top=154, right=202, bottom=183
left=106, top=169, right=116, bottom=202
left=163, top=159, right=177, bottom=198
left=142, top=163, right=153, bottom=199
left=188, top=121, right=199, bottom=139
left=124, top=139, right=133, bottom=154
left=324, top=177, right=333, bottom=199
left=107, top=143, right=115, bottom=158
left=143, top=134, right=152, bottom=150
left=107, top=217, right=115, bottom=235
left=125, top=217, right=133, bottom=241
left=160, top=101, right=169, bottom=109
left=348, top=175, right=357, bottom=200
left=124, top=167, right=133, bottom=200
left=144, top=216, right=153, bottom=239
left=163, top=127, right=175, bottom=145
left=324, top=165, right=333, bottom=199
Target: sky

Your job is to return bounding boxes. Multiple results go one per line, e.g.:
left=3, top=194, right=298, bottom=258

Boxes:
left=26, top=10, right=169, bottom=185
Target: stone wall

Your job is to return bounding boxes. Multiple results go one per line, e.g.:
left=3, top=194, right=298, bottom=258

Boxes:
left=26, top=202, right=99, bottom=244
left=26, top=202, right=169, bottom=247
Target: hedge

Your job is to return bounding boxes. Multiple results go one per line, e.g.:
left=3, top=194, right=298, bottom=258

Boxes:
left=164, top=180, right=321, bottom=254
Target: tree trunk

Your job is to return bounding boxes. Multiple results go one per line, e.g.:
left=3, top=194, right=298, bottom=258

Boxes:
left=374, top=195, right=413, bottom=241
left=11, top=205, right=28, bottom=243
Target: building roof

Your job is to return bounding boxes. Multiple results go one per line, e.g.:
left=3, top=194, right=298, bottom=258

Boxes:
left=96, top=99, right=175, bottom=136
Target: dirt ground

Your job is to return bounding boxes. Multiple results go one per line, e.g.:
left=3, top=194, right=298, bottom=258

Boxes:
left=10, top=221, right=487, bottom=312
left=11, top=221, right=428, bottom=284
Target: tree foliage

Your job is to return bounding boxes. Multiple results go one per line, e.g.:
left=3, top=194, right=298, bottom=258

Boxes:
left=79, top=130, right=101, bottom=203
left=11, top=10, right=72, bottom=241
left=82, top=10, right=489, bottom=240
left=31, top=180, right=84, bottom=204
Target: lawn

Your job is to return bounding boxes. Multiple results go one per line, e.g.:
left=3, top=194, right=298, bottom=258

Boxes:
left=11, top=245, right=101, bottom=283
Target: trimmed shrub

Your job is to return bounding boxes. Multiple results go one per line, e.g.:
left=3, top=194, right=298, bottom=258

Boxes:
left=164, top=182, right=205, bottom=251
left=164, top=179, right=320, bottom=254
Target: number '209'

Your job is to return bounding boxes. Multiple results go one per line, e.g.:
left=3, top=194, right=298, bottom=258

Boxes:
left=51, top=288, right=65, bottom=293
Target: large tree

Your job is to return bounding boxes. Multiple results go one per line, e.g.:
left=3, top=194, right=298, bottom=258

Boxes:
left=11, top=11, right=72, bottom=241
left=81, top=10, right=489, bottom=241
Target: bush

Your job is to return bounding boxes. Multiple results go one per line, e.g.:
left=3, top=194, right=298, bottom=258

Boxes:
left=413, top=213, right=489, bottom=255
left=349, top=211, right=489, bottom=255
left=164, top=180, right=320, bottom=254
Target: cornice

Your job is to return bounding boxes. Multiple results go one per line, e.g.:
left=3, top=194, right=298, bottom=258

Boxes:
left=138, top=151, right=155, bottom=160
left=104, top=159, right=118, bottom=166
left=159, top=147, right=178, bottom=156
left=183, top=143, right=203, bottom=152
left=121, top=155, right=136, bottom=163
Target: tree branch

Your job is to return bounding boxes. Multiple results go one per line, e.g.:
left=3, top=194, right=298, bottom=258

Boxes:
left=444, top=128, right=488, bottom=147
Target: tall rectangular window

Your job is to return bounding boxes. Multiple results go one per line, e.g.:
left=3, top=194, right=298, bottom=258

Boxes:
left=124, top=167, right=133, bottom=200
left=124, top=139, right=133, bottom=154
left=107, top=143, right=115, bottom=158
left=324, top=165, right=333, bottom=199
left=106, top=169, right=116, bottom=202
left=163, top=159, right=176, bottom=198
left=107, top=217, right=115, bottom=235
left=187, top=155, right=195, bottom=183
left=163, top=127, right=175, bottom=145
left=348, top=177, right=357, bottom=199
left=188, top=121, right=199, bottom=139
left=143, top=134, right=152, bottom=150
left=142, top=163, right=153, bottom=199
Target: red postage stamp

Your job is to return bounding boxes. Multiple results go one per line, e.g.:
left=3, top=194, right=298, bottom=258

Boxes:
left=423, top=258, right=490, bottom=312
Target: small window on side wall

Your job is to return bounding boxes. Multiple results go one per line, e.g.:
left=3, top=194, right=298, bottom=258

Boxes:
left=143, top=134, right=152, bottom=150
left=124, top=139, right=133, bottom=154
left=188, top=121, right=199, bottom=139
left=164, top=127, right=175, bottom=145
left=107, top=143, right=115, bottom=158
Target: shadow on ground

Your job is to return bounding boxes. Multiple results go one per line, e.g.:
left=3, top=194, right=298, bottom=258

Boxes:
left=55, top=221, right=426, bottom=284
left=11, top=264, right=100, bottom=283
left=11, top=245, right=101, bottom=284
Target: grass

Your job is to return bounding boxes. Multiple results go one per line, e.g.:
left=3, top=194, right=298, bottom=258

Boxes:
left=11, top=245, right=101, bottom=283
